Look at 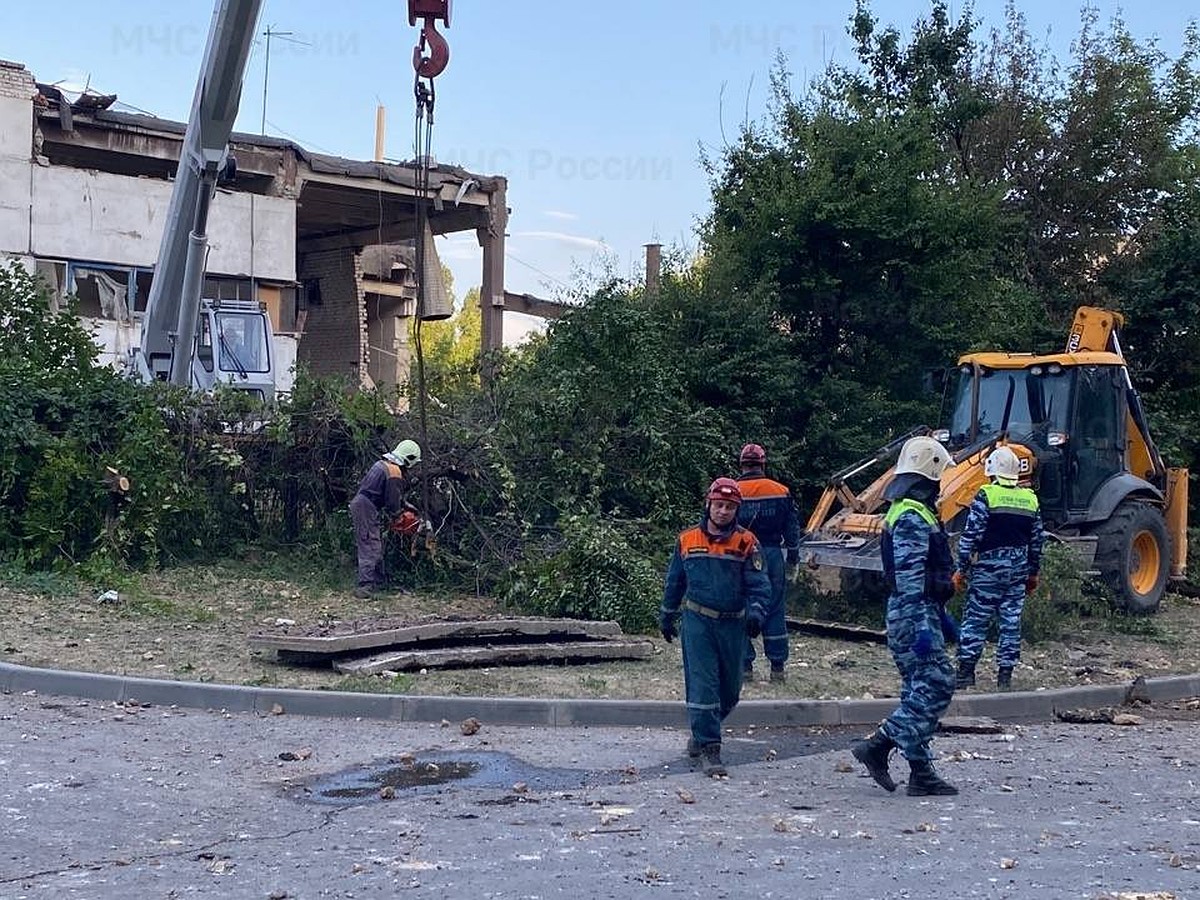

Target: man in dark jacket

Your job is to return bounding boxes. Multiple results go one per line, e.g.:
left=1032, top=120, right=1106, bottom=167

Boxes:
left=660, top=478, right=773, bottom=777
left=851, top=436, right=959, bottom=797
left=735, top=443, right=801, bottom=682
left=349, top=439, right=421, bottom=598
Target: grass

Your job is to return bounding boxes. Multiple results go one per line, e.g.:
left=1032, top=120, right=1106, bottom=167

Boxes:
left=0, top=561, right=80, bottom=598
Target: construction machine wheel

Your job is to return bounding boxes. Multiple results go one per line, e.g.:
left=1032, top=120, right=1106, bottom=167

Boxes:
left=1089, top=500, right=1171, bottom=613
left=839, top=569, right=890, bottom=606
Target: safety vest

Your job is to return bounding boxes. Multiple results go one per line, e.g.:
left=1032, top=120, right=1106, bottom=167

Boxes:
left=976, top=483, right=1039, bottom=553
left=881, top=498, right=953, bottom=601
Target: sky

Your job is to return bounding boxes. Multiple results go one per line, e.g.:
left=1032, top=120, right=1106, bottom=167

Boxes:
left=2, top=1, right=1195, bottom=343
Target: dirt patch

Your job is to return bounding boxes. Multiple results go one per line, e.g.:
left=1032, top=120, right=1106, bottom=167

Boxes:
left=3, top=562, right=1198, bottom=701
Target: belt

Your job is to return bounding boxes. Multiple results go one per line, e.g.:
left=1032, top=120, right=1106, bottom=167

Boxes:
left=684, top=599, right=745, bottom=620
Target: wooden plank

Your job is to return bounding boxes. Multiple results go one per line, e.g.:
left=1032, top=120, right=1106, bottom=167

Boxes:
left=785, top=617, right=888, bottom=645
left=248, top=617, right=624, bottom=655
left=334, top=639, right=654, bottom=675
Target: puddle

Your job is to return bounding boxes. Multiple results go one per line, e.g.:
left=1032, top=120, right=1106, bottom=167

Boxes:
left=289, top=727, right=861, bottom=804
left=292, top=751, right=616, bottom=805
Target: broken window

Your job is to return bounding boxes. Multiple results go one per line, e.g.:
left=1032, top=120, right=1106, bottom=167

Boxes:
left=72, top=265, right=132, bottom=321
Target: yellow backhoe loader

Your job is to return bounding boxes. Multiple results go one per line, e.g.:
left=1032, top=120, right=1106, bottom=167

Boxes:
left=798, top=307, right=1188, bottom=612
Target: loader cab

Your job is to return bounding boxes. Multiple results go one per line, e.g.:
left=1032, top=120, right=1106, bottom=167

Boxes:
left=942, top=359, right=1128, bottom=524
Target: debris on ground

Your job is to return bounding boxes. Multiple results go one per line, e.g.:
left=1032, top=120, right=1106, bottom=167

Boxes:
left=786, top=617, right=887, bottom=644
left=247, top=615, right=653, bottom=673
left=938, top=716, right=1005, bottom=734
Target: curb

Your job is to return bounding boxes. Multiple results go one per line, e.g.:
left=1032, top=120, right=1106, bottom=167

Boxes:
left=4, top=661, right=1199, bottom=728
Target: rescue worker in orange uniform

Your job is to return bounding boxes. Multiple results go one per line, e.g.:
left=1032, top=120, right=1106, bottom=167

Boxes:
left=660, top=478, right=772, bottom=776
left=735, top=443, right=801, bottom=682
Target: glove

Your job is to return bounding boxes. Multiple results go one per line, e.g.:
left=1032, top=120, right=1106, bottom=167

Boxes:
left=746, top=614, right=763, bottom=639
left=660, top=615, right=678, bottom=643
left=1025, top=573, right=1040, bottom=594
left=938, top=607, right=960, bottom=644
left=951, top=570, right=966, bottom=594
left=911, top=627, right=936, bottom=658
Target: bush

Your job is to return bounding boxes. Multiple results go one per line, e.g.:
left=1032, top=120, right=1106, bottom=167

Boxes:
left=502, top=515, right=663, bottom=634
left=1021, top=541, right=1088, bottom=642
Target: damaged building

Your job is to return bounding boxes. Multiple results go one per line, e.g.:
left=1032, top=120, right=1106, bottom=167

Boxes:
left=0, top=58, right=510, bottom=394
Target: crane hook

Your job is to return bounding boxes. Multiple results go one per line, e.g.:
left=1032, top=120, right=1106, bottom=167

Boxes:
left=409, top=0, right=451, bottom=79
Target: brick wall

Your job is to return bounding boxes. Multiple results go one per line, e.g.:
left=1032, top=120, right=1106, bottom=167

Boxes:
left=297, top=248, right=365, bottom=381
left=0, top=60, right=35, bottom=101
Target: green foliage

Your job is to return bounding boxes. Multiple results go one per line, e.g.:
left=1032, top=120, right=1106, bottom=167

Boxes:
left=6, top=4, right=1200, bottom=627
left=1020, top=542, right=1087, bottom=642
left=502, top=515, right=663, bottom=634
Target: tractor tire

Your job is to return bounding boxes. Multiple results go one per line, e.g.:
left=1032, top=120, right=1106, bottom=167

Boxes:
left=1089, top=500, right=1171, bottom=613
left=839, top=569, right=890, bottom=607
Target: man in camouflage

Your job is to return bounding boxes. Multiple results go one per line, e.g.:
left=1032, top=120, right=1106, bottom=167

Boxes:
left=953, top=446, right=1045, bottom=690
left=851, top=436, right=959, bottom=797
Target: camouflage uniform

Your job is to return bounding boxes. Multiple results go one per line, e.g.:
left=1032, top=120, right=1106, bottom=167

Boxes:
left=878, top=499, right=956, bottom=762
left=956, top=484, right=1045, bottom=671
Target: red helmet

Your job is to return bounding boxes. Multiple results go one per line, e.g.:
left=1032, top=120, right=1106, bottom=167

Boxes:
left=739, top=443, right=766, bottom=466
left=706, top=477, right=743, bottom=505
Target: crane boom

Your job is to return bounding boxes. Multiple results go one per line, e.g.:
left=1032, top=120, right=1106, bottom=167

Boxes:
left=134, top=0, right=265, bottom=391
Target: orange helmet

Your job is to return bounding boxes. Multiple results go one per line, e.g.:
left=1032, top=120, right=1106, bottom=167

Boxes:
left=706, top=477, right=743, bottom=505
left=739, top=443, right=766, bottom=466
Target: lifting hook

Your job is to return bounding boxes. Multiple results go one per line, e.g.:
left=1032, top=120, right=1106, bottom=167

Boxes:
left=409, top=0, right=451, bottom=79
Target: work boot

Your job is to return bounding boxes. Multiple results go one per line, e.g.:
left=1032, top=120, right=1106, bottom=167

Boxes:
left=955, top=661, right=976, bottom=690
left=906, top=760, right=958, bottom=796
left=850, top=729, right=897, bottom=792
left=353, top=585, right=375, bottom=600
left=769, top=665, right=786, bottom=684
left=686, top=737, right=702, bottom=761
left=701, top=744, right=727, bottom=777
left=997, top=666, right=1014, bottom=690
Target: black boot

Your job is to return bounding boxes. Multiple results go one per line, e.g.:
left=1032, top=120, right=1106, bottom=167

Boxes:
left=851, top=729, right=897, bottom=792
left=701, top=743, right=727, bottom=777
left=997, top=666, right=1013, bottom=689
left=906, top=760, right=958, bottom=796
left=955, top=661, right=976, bottom=689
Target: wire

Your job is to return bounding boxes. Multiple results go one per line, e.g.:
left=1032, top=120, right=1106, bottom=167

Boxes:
left=412, top=72, right=437, bottom=521
left=504, top=253, right=570, bottom=289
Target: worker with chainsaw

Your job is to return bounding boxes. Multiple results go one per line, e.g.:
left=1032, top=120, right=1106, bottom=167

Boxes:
left=660, top=478, right=772, bottom=777
left=349, top=439, right=422, bottom=599
left=953, top=446, right=1045, bottom=690
left=735, top=443, right=801, bottom=682
left=851, top=435, right=959, bottom=797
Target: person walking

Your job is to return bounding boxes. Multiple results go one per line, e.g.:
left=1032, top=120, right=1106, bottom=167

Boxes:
left=735, top=443, right=801, bottom=682
left=349, top=439, right=421, bottom=599
left=660, top=478, right=772, bottom=777
left=953, top=445, right=1045, bottom=690
left=851, top=435, right=959, bottom=797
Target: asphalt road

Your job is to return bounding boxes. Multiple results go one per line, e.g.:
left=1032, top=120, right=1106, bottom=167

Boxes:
left=2, top=691, right=1198, bottom=899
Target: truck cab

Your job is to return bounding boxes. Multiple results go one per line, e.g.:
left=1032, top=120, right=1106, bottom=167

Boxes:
left=195, top=299, right=275, bottom=401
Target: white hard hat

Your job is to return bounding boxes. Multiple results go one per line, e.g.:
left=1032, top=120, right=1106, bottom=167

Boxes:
left=985, top=446, right=1020, bottom=486
left=895, top=436, right=951, bottom=482
left=384, top=439, right=421, bottom=467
